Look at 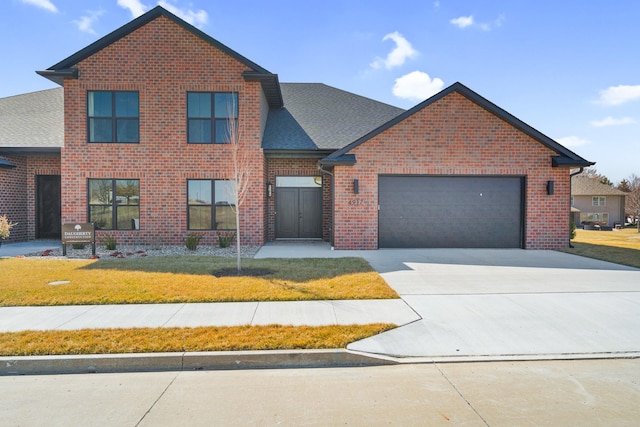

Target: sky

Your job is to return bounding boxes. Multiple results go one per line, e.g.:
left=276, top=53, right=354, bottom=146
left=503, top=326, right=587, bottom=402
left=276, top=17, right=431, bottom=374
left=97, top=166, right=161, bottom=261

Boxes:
left=1, top=0, right=639, bottom=184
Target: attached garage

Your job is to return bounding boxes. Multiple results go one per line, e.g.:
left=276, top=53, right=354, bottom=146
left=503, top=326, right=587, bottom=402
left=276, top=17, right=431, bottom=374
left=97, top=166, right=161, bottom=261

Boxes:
left=378, top=176, right=524, bottom=248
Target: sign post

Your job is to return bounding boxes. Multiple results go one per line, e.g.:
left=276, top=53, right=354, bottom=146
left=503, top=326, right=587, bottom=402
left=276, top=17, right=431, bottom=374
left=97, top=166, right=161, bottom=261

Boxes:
left=61, top=223, right=96, bottom=256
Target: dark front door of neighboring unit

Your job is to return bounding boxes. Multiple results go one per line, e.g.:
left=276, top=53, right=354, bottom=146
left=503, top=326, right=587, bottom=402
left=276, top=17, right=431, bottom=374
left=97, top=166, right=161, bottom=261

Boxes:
left=276, top=187, right=322, bottom=239
left=37, top=175, right=61, bottom=239
left=378, top=176, right=523, bottom=248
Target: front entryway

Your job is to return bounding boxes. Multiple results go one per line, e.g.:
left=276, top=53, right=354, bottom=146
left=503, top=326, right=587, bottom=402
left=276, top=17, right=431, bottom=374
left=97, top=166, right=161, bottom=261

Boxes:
left=36, top=175, right=61, bottom=239
left=275, top=176, right=322, bottom=239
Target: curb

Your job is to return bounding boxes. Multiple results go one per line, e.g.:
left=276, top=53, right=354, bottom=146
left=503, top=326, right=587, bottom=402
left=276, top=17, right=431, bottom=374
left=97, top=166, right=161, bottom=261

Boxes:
left=0, top=349, right=397, bottom=376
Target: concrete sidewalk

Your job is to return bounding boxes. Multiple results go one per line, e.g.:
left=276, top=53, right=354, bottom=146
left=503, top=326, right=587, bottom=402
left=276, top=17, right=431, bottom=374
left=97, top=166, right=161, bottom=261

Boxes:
left=0, top=300, right=419, bottom=332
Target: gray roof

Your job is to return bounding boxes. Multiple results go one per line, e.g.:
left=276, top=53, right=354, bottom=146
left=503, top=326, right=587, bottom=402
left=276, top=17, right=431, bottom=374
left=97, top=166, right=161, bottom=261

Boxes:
left=0, top=88, right=63, bottom=150
left=263, top=83, right=405, bottom=151
left=572, top=175, right=627, bottom=196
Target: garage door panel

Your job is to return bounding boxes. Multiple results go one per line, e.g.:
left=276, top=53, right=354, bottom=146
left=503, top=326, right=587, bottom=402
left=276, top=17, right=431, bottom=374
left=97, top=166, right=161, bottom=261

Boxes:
left=379, top=176, right=523, bottom=248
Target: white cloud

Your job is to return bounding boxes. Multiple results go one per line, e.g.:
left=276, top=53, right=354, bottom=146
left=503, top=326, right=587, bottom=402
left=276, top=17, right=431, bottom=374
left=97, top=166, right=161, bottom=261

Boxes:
left=450, top=16, right=473, bottom=29
left=158, top=1, right=208, bottom=27
left=117, top=0, right=147, bottom=18
left=590, top=116, right=636, bottom=127
left=370, top=32, right=418, bottom=70
left=557, top=136, right=590, bottom=147
left=73, top=10, right=104, bottom=35
left=392, top=71, right=444, bottom=101
left=20, top=0, right=57, bottom=13
left=451, top=14, right=505, bottom=31
left=596, top=85, right=640, bottom=106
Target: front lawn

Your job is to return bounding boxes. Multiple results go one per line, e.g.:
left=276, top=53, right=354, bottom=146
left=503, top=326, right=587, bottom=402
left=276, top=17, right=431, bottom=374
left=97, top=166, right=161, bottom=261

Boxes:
left=0, top=256, right=398, bottom=306
left=561, top=228, right=640, bottom=268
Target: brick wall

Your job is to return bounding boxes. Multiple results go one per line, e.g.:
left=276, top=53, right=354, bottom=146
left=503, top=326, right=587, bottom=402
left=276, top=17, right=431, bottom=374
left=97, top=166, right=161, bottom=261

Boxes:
left=61, top=16, right=266, bottom=246
left=265, top=158, right=332, bottom=242
left=332, top=91, right=571, bottom=250
left=0, top=156, right=28, bottom=242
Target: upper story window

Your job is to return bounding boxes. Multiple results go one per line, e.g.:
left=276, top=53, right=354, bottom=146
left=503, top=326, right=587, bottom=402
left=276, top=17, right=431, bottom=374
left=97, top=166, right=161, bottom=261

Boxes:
left=88, top=91, right=139, bottom=143
left=592, top=196, right=606, bottom=206
left=187, top=92, right=238, bottom=144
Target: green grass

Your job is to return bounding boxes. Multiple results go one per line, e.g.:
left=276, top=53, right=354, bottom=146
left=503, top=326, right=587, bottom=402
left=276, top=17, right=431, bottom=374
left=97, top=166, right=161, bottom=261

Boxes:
left=560, top=228, right=640, bottom=268
left=0, top=256, right=398, bottom=306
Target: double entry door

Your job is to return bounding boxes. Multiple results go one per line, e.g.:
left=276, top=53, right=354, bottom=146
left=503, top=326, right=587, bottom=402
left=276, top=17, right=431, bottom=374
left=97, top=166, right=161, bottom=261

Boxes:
left=275, top=177, right=322, bottom=239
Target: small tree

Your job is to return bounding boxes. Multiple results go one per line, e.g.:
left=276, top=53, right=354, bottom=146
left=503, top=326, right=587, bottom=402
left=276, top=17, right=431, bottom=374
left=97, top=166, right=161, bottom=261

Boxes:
left=222, top=93, right=251, bottom=271
left=623, top=174, right=640, bottom=232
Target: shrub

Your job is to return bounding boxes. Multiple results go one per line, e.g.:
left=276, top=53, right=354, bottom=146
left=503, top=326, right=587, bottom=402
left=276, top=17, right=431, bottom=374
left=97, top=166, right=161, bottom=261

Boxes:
left=217, top=231, right=236, bottom=248
left=72, top=243, right=86, bottom=250
left=185, top=233, right=203, bottom=251
left=100, top=233, right=117, bottom=250
left=0, top=215, right=17, bottom=240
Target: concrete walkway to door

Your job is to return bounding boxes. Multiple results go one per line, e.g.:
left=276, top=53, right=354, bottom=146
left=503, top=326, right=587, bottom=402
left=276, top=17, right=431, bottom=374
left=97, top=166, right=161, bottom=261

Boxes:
left=257, top=243, right=640, bottom=361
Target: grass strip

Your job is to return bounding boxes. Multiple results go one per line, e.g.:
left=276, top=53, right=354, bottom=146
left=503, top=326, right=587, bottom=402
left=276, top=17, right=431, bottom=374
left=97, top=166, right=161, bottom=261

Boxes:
left=0, top=324, right=395, bottom=356
left=0, top=257, right=398, bottom=306
left=559, top=228, right=640, bottom=268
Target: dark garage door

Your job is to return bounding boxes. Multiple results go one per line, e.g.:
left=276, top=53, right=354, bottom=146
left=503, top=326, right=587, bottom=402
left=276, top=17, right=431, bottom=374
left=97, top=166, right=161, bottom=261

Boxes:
left=379, top=176, right=523, bottom=248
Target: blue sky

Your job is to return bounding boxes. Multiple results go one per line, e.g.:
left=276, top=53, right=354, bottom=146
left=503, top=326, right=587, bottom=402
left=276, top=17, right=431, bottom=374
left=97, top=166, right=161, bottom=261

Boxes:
left=2, top=0, right=639, bottom=184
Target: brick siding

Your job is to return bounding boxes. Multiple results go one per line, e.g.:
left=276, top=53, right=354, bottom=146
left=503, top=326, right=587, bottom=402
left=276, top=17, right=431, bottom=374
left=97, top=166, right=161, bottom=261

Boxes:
left=332, top=92, right=571, bottom=250
left=61, top=16, right=266, bottom=246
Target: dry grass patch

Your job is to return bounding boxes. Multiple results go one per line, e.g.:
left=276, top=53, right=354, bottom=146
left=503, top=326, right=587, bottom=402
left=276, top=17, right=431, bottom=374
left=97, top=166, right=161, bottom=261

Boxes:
left=560, top=228, right=640, bottom=268
left=0, top=256, right=398, bottom=306
left=0, top=324, right=395, bottom=356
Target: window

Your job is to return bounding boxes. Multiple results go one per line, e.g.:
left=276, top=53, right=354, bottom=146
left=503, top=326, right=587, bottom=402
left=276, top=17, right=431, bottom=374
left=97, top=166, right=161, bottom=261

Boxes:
left=580, top=212, right=609, bottom=224
left=88, top=91, right=139, bottom=143
left=89, top=179, right=140, bottom=230
left=187, top=180, right=237, bottom=230
left=592, top=196, right=606, bottom=206
left=187, top=92, right=238, bottom=143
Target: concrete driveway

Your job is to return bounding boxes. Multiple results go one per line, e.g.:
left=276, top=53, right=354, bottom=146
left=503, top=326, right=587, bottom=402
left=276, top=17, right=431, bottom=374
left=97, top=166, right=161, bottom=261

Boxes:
left=348, top=249, right=640, bottom=361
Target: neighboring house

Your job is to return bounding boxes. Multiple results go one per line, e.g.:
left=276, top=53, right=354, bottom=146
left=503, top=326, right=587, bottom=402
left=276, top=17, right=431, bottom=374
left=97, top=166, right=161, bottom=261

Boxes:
left=0, top=6, right=593, bottom=249
left=571, top=175, right=626, bottom=228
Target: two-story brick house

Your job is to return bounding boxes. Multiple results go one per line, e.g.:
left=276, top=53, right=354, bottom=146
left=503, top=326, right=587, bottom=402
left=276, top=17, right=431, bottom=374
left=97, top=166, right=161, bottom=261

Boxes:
left=1, top=6, right=593, bottom=250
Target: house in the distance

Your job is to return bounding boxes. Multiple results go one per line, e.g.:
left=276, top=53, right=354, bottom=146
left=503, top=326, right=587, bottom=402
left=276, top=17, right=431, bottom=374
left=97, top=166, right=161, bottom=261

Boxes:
left=1, top=6, right=593, bottom=250
left=571, top=175, right=626, bottom=228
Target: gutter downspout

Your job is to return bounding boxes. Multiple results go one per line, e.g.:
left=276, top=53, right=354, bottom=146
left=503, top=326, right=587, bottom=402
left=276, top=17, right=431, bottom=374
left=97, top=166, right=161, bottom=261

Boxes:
left=569, top=168, right=585, bottom=248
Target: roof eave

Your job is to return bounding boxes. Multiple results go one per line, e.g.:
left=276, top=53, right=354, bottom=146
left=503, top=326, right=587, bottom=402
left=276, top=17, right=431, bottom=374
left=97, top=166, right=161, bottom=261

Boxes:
left=319, top=154, right=356, bottom=167
left=243, top=71, right=283, bottom=108
left=35, top=68, right=78, bottom=85
left=552, top=156, right=595, bottom=168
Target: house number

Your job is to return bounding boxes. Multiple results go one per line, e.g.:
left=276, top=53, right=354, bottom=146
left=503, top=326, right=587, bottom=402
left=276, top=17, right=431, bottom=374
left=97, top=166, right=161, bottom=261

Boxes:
left=349, top=199, right=365, bottom=205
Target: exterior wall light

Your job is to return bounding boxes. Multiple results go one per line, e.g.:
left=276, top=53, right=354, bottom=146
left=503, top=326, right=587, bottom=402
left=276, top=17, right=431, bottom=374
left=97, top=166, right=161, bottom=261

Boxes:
left=353, top=179, right=359, bottom=195
left=547, top=180, right=554, bottom=195
left=267, top=182, right=273, bottom=197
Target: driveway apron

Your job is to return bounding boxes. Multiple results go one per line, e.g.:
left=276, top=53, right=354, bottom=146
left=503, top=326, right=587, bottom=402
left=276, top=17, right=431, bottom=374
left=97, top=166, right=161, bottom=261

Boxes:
left=349, top=249, right=640, bottom=360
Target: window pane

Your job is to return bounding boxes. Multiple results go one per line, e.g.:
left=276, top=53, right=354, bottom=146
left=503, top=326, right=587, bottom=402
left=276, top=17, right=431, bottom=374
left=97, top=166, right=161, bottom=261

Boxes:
left=116, top=119, right=139, bottom=143
left=188, top=119, right=212, bottom=143
left=188, top=93, right=211, bottom=118
left=189, top=206, right=212, bottom=230
left=214, top=93, right=238, bottom=118
left=90, top=205, right=113, bottom=230
left=188, top=180, right=212, bottom=204
left=116, top=206, right=139, bottom=230
left=215, top=205, right=236, bottom=230
left=88, top=92, right=112, bottom=117
left=115, top=180, right=139, bottom=205
left=89, top=118, right=113, bottom=142
left=115, top=92, right=138, bottom=117
left=89, top=180, right=113, bottom=204
left=214, top=119, right=233, bottom=143
left=276, top=176, right=322, bottom=187
left=215, top=180, right=236, bottom=205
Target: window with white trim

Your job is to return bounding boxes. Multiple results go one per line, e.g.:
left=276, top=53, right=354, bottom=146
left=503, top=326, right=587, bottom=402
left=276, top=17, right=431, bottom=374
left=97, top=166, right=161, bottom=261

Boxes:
left=592, top=196, right=606, bottom=206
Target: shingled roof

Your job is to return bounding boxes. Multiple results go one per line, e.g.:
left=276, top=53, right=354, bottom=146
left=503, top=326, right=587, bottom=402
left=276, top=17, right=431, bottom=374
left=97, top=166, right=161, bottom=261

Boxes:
left=262, top=83, right=405, bottom=151
left=0, top=88, right=63, bottom=152
left=572, top=175, right=627, bottom=196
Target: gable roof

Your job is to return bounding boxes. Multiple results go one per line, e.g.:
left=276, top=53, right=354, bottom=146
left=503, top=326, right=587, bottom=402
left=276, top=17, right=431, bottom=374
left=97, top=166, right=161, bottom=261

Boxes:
left=263, top=83, right=404, bottom=151
left=36, top=6, right=283, bottom=108
left=0, top=88, right=63, bottom=153
left=321, top=82, right=594, bottom=168
left=572, top=175, right=627, bottom=196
